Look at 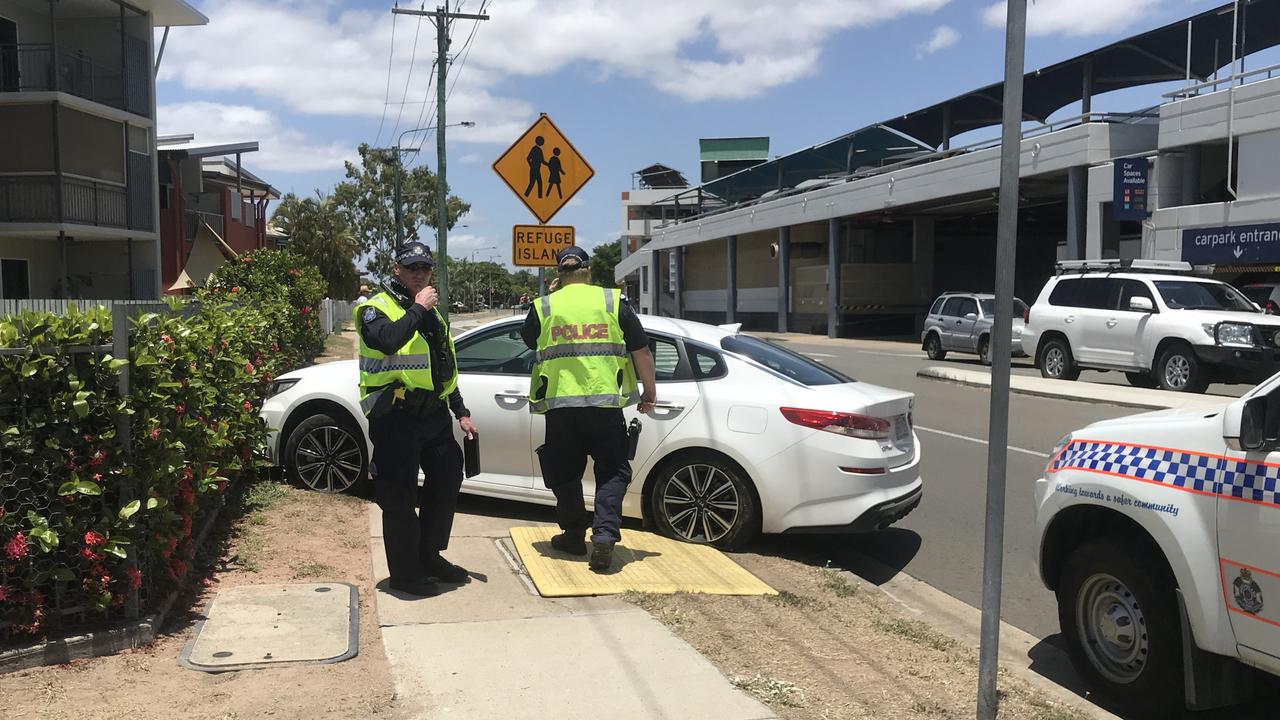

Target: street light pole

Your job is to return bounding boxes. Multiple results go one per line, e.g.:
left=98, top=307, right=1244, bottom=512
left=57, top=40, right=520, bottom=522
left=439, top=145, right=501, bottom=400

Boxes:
left=374, top=120, right=475, bottom=284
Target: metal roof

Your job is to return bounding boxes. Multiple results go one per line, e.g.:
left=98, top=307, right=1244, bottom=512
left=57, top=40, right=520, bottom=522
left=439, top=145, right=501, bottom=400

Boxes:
left=886, top=0, right=1280, bottom=149
left=635, top=164, right=689, bottom=189
left=697, top=125, right=930, bottom=206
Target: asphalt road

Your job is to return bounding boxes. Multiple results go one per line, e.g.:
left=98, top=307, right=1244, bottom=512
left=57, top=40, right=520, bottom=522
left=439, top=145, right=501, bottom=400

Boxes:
left=772, top=337, right=1143, bottom=639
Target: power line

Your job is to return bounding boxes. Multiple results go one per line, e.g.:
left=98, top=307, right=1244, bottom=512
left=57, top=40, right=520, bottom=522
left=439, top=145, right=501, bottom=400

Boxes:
left=406, top=0, right=488, bottom=161
left=388, top=8, right=428, bottom=144
left=372, top=5, right=399, bottom=147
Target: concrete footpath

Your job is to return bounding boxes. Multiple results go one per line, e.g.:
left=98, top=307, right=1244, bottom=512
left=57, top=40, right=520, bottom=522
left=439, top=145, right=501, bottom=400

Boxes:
left=917, top=365, right=1231, bottom=410
left=367, top=509, right=777, bottom=720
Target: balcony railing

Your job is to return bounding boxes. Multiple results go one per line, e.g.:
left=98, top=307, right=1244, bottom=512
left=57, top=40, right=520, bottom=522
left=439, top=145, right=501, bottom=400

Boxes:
left=0, top=43, right=148, bottom=117
left=185, top=210, right=225, bottom=240
left=0, top=174, right=152, bottom=231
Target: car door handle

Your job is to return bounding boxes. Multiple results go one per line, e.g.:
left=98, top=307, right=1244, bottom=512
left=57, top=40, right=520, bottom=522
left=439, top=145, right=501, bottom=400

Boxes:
left=495, top=392, right=528, bottom=407
left=1106, top=318, right=1118, bottom=327
left=1064, top=315, right=1075, bottom=323
left=649, top=401, right=685, bottom=417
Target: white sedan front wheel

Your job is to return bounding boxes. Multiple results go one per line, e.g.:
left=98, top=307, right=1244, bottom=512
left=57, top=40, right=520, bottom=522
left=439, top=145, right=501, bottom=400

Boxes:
left=284, top=412, right=369, bottom=495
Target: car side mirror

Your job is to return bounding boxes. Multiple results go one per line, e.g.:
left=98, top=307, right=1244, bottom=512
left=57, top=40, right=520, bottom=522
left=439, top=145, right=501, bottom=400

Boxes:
left=1227, top=396, right=1273, bottom=451
left=964, top=312, right=977, bottom=320
left=1129, top=297, right=1154, bottom=312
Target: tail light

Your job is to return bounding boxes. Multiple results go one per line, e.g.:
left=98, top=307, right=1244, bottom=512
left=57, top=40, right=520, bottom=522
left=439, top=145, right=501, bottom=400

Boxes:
left=780, top=407, right=891, bottom=440
left=1024, top=306, right=1031, bottom=324
left=1267, top=301, right=1278, bottom=315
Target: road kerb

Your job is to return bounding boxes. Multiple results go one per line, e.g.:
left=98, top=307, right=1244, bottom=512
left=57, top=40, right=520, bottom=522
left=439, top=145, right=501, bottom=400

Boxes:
left=917, top=366, right=1229, bottom=411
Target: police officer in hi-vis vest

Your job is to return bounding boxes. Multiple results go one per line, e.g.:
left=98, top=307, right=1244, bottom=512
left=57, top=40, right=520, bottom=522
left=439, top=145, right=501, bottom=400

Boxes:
left=521, top=246, right=658, bottom=570
left=355, top=242, right=479, bottom=597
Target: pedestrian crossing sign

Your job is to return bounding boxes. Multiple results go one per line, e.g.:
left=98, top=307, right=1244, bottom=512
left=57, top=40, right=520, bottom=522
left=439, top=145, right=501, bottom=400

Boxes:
left=492, top=114, right=594, bottom=225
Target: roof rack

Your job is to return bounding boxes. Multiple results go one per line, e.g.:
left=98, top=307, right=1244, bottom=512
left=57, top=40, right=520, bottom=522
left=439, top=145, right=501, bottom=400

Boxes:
left=1055, top=259, right=1194, bottom=276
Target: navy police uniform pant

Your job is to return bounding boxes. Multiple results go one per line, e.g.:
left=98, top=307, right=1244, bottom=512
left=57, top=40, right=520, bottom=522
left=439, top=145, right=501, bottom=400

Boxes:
left=368, top=405, right=464, bottom=583
left=538, top=407, right=632, bottom=544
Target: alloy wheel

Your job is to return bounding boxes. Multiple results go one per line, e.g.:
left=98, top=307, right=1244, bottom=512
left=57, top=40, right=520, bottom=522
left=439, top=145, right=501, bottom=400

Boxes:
left=1163, top=355, right=1191, bottom=389
left=1075, top=572, right=1149, bottom=685
left=661, top=464, right=741, bottom=544
left=294, top=425, right=363, bottom=493
left=1045, top=347, right=1066, bottom=377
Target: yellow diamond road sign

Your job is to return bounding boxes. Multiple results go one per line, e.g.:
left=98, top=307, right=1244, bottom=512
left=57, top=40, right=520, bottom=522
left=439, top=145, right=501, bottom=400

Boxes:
left=493, top=114, right=593, bottom=225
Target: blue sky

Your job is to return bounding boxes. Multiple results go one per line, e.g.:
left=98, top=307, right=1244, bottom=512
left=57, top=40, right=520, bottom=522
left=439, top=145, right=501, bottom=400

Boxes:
left=154, top=0, right=1264, bottom=269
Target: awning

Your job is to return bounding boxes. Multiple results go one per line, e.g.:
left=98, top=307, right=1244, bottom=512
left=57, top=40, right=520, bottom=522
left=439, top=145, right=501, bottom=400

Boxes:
left=168, top=221, right=238, bottom=291
left=884, top=0, right=1280, bottom=148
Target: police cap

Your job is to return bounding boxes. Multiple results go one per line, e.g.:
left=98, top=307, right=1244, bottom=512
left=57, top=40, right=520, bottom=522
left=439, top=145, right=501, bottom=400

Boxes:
left=396, top=242, right=434, bottom=267
left=556, top=246, right=590, bottom=270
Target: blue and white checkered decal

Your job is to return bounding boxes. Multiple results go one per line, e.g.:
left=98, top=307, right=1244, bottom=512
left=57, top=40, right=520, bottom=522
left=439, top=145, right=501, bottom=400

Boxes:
left=1051, top=440, right=1280, bottom=508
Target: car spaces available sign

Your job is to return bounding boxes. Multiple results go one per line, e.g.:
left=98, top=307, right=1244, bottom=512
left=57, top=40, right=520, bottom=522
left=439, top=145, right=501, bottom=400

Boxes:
left=1182, top=222, right=1280, bottom=264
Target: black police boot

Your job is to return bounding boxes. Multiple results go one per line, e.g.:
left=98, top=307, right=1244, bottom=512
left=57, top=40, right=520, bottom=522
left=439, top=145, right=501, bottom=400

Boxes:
left=422, top=553, right=470, bottom=583
left=550, top=531, right=587, bottom=556
left=388, top=576, right=440, bottom=597
left=588, top=541, right=615, bottom=571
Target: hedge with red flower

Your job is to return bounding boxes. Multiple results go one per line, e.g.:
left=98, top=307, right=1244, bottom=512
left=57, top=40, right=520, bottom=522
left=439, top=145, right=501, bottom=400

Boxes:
left=0, top=249, right=326, bottom=639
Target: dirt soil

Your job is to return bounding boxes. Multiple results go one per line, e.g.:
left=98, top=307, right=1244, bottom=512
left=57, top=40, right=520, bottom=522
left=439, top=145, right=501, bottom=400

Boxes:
left=625, top=552, right=1090, bottom=720
left=1, top=329, right=400, bottom=720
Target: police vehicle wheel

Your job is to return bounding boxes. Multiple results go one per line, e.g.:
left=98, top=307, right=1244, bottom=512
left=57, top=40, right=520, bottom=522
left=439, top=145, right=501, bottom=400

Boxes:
left=924, top=334, right=946, bottom=360
left=1038, top=337, right=1081, bottom=381
left=284, top=412, right=370, bottom=495
left=1124, top=371, right=1158, bottom=389
left=1156, top=344, right=1207, bottom=393
left=1057, top=538, right=1183, bottom=718
left=977, top=336, right=992, bottom=366
left=650, top=453, right=759, bottom=551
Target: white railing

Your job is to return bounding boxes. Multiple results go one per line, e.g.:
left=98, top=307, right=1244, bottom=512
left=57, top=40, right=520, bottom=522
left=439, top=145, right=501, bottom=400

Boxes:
left=1164, top=63, right=1280, bottom=100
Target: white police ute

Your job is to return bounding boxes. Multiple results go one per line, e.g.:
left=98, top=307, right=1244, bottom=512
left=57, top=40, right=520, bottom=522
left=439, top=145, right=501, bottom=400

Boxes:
left=1035, top=374, right=1280, bottom=716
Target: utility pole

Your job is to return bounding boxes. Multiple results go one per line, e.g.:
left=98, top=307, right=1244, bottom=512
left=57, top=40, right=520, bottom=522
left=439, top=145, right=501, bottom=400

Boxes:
left=393, top=2, right=488, bottom=320
left=976, top=1, right=1027, bottom=719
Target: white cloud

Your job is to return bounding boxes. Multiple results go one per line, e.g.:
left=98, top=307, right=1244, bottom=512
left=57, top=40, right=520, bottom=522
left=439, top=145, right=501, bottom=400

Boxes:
left=460, top=153, right=484, bottom=165
left=917, top=25, right=959, bottom=58
left=981, top=0, right=1162, bottom=37
left=568, top=197, right=587, bottom=208
left=157, top=101, right=353, bottom=173
left=159, top=0, right=953, bottom=134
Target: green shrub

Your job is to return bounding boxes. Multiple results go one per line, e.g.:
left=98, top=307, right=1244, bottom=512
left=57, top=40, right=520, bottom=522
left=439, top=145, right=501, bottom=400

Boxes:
left=0, top=249, right=327, bottom=640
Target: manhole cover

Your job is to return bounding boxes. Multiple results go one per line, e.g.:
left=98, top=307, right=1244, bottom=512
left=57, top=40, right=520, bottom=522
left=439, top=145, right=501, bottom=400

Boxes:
left=180, top=583, right=358, bottom=672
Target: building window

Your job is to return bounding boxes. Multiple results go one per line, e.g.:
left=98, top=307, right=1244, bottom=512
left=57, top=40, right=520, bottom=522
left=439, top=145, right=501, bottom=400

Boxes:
left=230, top=192, right=242, bottom=221
left=641, top=269, right=648, bottom=292
left=1, top=258, right=31, bottom=299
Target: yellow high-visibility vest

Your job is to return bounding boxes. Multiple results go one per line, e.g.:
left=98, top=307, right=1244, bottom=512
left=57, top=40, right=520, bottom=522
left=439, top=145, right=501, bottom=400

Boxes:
left=354, top=292, right=458, bottom=416
left=530, top=283, right=639, bottom=414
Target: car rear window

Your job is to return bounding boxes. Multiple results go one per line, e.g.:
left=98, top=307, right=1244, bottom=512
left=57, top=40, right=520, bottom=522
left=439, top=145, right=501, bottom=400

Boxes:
left=720, top=335, right=851, bottom=386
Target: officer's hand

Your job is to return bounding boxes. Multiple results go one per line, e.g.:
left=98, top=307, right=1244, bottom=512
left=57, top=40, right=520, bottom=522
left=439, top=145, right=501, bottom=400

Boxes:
left=459, top=416, right=478, bottom=440
left=415, top=285, right=438, bottom=310
left=638, top=388, right=656, bottom=414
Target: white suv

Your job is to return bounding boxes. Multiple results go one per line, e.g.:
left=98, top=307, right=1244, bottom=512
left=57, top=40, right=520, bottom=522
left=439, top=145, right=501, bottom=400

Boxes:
left=1035, top=376, right=1280, bottom=715
left=1023, top=260, right=1280, bottom=393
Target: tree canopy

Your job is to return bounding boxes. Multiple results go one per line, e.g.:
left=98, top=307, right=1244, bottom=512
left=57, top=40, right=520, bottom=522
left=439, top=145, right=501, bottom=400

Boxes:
left=271, top=192, right=361, bottom=299
left=332, top=144, right=471, bottom=283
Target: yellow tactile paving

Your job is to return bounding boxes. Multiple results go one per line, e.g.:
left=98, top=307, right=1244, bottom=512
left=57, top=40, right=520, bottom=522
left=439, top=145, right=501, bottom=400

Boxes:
left=509, top=526, right=777, bottom=598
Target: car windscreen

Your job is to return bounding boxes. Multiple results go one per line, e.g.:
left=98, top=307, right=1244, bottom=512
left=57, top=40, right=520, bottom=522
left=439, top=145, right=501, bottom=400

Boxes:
left=1153, top=281, right=1259, bottom=312
left=720, top=335, right=852, bottom=386
left=978, top=298, right=1028, bottom=317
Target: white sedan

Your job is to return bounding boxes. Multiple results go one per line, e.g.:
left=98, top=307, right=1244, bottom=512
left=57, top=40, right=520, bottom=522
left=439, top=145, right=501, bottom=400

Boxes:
left=260, top=315, right=923, bottom=549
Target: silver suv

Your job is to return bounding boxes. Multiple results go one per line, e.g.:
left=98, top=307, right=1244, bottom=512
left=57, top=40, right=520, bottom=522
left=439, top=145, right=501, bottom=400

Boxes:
left=921, top=292, right=1027, bottom=365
